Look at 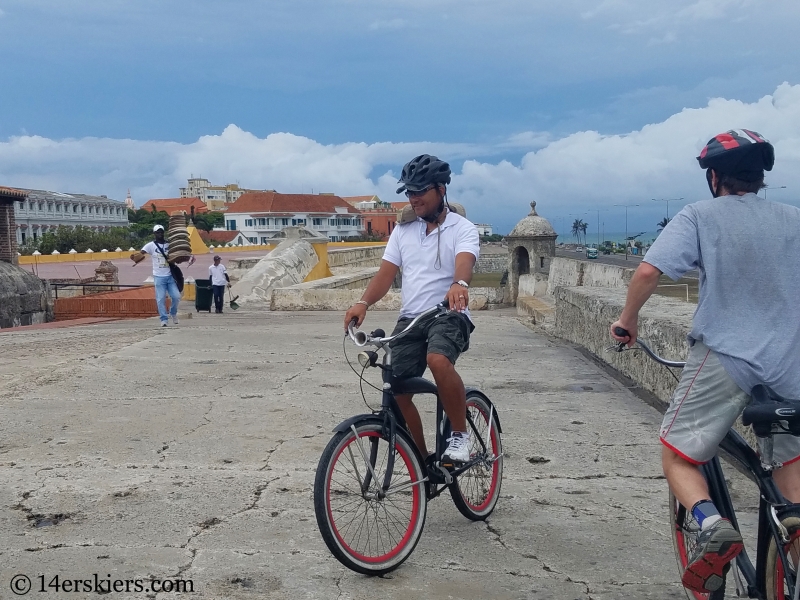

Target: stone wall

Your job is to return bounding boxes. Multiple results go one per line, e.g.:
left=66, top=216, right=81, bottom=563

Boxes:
left=230, top=238, right=319, bottom=306
left=546, top=257, right=634, bottom=295
left=0, top=201, right=18, bottom=265
left=518, top=273, right=548, bottom=297
left=0, top=262, right=54, bottom=328
left=475, top=254, right=507, bottom=273
left=327, top=246, right=385, bottom=272
left=271, top=286, right=506, bottom=311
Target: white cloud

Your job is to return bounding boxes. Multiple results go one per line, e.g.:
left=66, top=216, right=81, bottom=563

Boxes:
left=2, top=84, right=799, bottom=234
left=368, top=18, right=407, bottom=31
left=0, top=7, right=5, bottom=17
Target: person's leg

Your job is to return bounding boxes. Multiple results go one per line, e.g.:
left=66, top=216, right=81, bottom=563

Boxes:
left=773, top=435, right=800, bottom=502
left=167, top=277, right=181, bottom=318
left=426, top=312, right=471, bottom=433
left=659, top=342, right=748, bottom=593
left=213, top=286, right=223, bottom=312
left=388, top=317, right=428, bottom=456
left=394, top=394, right=427, bottom=456
left=154, top=276, right=169, bottom=323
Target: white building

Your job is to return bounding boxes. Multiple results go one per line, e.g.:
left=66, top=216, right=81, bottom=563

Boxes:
left=12, top=189, right=128, bottom=245
left=224, top=191, right=363, bottom=243
left=475, top=223, right=494, bottom=236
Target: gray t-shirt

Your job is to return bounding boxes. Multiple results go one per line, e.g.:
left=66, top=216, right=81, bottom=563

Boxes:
left=643, top=193, right=800, bottom=397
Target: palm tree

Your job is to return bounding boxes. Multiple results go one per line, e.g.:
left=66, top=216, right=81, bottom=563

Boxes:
left=657, top=217, right=671, bottom=233
left=571, top=219, right=589, bottom=245
left=571, top=219, right=583, bottom=245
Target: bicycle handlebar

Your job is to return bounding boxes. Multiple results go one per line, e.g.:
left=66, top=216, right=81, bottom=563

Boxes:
left=611, top=327, right=686, bottom=368
left=348, top=300, right=449, bottom=348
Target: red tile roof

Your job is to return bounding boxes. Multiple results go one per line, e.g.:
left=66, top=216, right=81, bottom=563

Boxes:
left=0, top=186, right=28, bottom=199
left=227, top=191, right=360, bottom=215
left=199, top=230, right=241, bottom=244
left=140, top=197, right=209, bottom=215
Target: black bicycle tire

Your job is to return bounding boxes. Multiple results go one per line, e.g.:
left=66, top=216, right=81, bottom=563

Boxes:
left=313, top=421, right=427, bottom=575
left=669, top=492, right=727, bottom=600
left=448, top=391, right=503, bottom=521
left=764, top=509, right=800, bottom=600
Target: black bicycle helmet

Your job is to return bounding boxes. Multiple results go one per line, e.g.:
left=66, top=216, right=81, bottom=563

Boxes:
left=697, top=129, right=774, bottom=182
left=396, top=154, right=451, bottom=194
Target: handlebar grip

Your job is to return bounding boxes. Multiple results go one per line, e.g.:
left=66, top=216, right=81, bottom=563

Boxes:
left=441, top=298, right=450, bottom=309
left=614, top=326, right=631, bottom=338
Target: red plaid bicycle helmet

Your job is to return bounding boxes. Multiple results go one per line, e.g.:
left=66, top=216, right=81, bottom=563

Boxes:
left=697, top=129, right=774, bottom=182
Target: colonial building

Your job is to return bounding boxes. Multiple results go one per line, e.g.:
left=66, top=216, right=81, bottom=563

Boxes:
left=475, top=223, right=494, bottom=236
left=224, top=192, right=363, bottom=243
left=12, top=188, right=129, bottom=245
left=341, top=196, right=396, bottom=240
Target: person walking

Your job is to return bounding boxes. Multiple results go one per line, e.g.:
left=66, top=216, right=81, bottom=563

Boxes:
left=209, top=255, right=230, bottom=314
left=131, top=224, right=194, bottom=327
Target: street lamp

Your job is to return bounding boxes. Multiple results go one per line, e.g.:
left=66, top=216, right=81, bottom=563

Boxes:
left=591, top=208, right=609, bottom=247
left=763, top=185, right=787, bottom=200
left=652, top=197, right=684, bottom=220
left=614, top=203, right=639, bottom=260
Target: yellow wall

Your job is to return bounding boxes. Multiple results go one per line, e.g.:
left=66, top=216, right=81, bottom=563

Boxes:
left=304, top=241, right=333, bottom=281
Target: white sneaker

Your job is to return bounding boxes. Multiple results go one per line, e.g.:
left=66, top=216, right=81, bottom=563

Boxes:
left=161, top=321, right=168, bottom=327
left=442, top=431, right=471, bottom=464
left=172, top=315, right=179, bottom=325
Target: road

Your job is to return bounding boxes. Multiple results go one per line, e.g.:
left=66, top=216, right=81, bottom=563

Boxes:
left=0, top=309, right=721, bottom=599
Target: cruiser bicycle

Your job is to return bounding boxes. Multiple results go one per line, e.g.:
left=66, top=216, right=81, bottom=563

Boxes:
left=612, top=328, right=800, bottom=600
left=313, top=302, right=503, bottom=575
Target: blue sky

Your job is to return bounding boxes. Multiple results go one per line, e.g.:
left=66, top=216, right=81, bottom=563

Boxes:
left=2, top=0, right=800, bottom=234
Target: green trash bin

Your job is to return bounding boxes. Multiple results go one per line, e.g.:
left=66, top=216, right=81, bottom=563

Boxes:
left=195, top=278, right=213, bottom=313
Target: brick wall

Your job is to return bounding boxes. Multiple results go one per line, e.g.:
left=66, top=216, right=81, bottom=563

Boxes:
left=0, top=201, right=18, bottom=265
left=54, top=286, right=167, bottom=321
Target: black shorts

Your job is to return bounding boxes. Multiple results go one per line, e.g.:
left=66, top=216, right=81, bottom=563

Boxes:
left=389, top=311, right=474, bottom=380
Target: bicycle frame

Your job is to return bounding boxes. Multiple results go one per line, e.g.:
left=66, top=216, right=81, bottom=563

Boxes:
left=610, top=336, right=800, bottom=598
left=702, top=426, right=797, bottom=598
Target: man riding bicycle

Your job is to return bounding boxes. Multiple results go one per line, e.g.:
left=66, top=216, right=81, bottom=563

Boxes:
left=343, top=154, right=480, bottom=465
left=611, top=129, right=800, bottom=594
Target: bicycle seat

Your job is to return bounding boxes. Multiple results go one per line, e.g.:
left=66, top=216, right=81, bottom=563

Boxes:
left=742, top=384, right=800, bottom=436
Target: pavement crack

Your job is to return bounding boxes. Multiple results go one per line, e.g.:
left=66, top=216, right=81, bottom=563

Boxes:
left=258, top=439, right=289, bottom=471
left=185, top=401, right=214, bottom=436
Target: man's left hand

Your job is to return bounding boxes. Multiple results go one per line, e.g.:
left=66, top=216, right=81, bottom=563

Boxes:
left=446, top=283, right=469, bottom=312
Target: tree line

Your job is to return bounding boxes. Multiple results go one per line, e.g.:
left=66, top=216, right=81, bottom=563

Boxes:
left=18, top=208, right=226, bottom=255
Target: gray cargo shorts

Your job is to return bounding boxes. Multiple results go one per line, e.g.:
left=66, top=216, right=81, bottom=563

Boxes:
left=388, top=311, right=474, bottom=380
left=660, top=340, right=800, bottom=465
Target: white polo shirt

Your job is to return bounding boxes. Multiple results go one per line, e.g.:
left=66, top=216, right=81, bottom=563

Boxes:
left=383, top=210, right=480, bottom=319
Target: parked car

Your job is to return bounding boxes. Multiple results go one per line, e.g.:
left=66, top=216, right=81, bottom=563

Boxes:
left=575, top=246, right=584, bottom=253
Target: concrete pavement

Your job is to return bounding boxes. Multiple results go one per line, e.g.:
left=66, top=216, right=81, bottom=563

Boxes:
left=0, top=309, right=724, bottom=599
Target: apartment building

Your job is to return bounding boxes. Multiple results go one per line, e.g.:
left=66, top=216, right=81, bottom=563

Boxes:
left=224, top=191, right=363, bottom=243
left=179, top=178, right=256, bottom=210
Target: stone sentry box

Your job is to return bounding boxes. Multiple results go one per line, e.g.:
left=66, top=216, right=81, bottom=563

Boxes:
left=0, top=186, right=54, bottom=328
left=505, top=201, right=557, bottom=303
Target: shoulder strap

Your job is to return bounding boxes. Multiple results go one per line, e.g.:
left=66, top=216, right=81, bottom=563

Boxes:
left=154, top=241, right=170, bottom=263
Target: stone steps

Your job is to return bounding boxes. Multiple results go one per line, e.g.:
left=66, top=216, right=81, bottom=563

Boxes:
left=516, top=295, right=555, bottom=325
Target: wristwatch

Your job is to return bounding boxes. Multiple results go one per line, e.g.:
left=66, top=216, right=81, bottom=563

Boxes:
left=454, top=280, right=469, bottom=288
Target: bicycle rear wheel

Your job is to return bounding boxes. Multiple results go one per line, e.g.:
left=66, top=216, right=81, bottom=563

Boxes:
left=449, top=392, right=503, bottom=521
left=669, top=492, right=727, bottom=600
left=765, top=509, right=800, bottom=600
left=314, top=421, right=427, bottom=575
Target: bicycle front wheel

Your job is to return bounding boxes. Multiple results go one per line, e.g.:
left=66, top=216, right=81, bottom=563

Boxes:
left=765, top=509, right=800, bottom=600
left=314, top=421, right=427, bottom=575
left=669, top=492, right=726, bottom=600
left=449, top=392, right=503, bottom=521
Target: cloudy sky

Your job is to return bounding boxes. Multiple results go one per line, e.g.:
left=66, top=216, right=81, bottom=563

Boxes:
left=1, top=0, right=799, bottom=235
